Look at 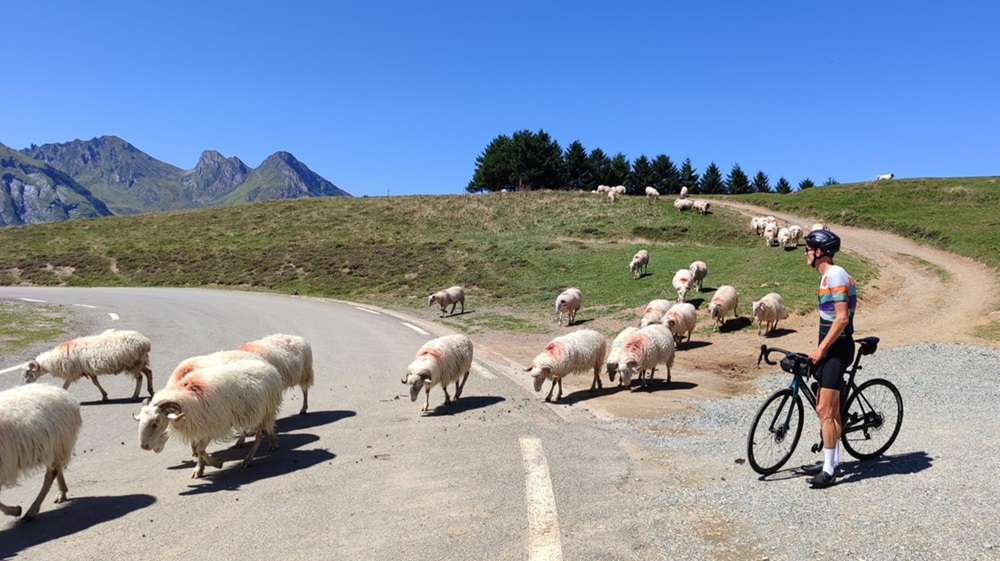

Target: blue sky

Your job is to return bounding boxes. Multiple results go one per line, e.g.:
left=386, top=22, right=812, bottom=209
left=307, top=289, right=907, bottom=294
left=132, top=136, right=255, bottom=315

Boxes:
left=3, top=1, right=997, bottom=197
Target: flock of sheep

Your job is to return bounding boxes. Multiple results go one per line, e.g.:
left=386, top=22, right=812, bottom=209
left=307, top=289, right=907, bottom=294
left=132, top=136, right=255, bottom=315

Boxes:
left=595, top=185, right=710, bottom=215
left=0, top=329, right=314, bottom=519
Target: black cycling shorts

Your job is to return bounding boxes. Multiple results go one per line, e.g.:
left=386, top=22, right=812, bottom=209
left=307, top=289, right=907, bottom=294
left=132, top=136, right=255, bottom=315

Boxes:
left=815, top=336, right=855, bottom=391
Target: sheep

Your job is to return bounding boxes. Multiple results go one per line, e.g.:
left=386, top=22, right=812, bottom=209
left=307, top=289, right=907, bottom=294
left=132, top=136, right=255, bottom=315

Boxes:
left=555, top=287, right=583, bottom=325
left=617, top=324, right=676, bottom=388
left=607, top=190, right=617, bottom=203
left=788, top=225, right=803, bottom=247
left=606, top=326, right=639, bottom=384
left=239, top=334, right=315, bottom=415
left=428, top=286, right=465, bottom=316
left=750, top=216, right=763, bottom=235
left=689, top=260, right=707, bottom=293
left=629, top=249, right=649, bottom=279
left=679, top=186, right=689, bottom=199
left=0, top=384, right=82, bottom=520
left=708, top=285, right=739, bottom=330
left=876, top=173, right=894, bottom=181
left=763, top=222, right=778, bottom=247
left=24, top=329, right=153, bottom=402
left=525, top=329, right=607, bottom=402
left=597, top=185, right=611, bottom=193
left=401, top=334, right=473, bottom=412
left=811, top=222, right=829, bottom=232
left=613, top=185, right=626, bottom=195
left=639, top=298, right=673, bottom=327
left=672, top=268, right=693, bottom=303
left=662, top=302, right=697, bottom=344
left=644, top=186, right=660, bottom=200
left=752, top=292, right=787, bottom=336
left=777, top=227, right=792, bottom=249
left=673, top=198, right=694, bottom=211
left=135, top=357, right=284, bottom=479
left=693, top=200, right=711, bottom=215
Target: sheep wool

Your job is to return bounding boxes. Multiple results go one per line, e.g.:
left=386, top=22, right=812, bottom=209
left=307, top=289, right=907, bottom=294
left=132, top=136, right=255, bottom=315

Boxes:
left=606, top=326, right=640, bottom=383
left=555, top=288, right=583, bottom=325
left=708, top=285, right=740, bottom=329
left=428, top=286, right=465, bottom=316
left=526, top=329, right=607, bottom=402
left=617, top=324, right=676, bottom=388
left=239, top=334, right=315, bottom=415
left=402, top=334, right=474, bottom=413
left=752, top=293, right=788, bottom=336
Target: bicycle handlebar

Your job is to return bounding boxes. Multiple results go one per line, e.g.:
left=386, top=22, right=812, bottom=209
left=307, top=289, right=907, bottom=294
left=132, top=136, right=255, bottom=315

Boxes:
left=756, top=344, right=809, bottom=367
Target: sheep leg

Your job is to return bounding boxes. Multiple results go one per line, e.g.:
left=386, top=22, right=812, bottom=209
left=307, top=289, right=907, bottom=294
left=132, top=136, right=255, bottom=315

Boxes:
left=241, top=427, right=264, bottom=469
left=460, top=300, right=465, bottom=314
left=590, top=365, right=602, bottom=391
left=54, top=469, right=69, bottom=503
left=86, top=374, right=110, bottom=401
left=666, top=365, right=672, bottom=383
left=23, top=467, right=57, bottom=520
left=298, top=387, right=309, bottom=415
left=0, top=494, right=22, bottom=518
left=62, top=379, right=72, bottom=390
left=556, top=378, right=564, bottom=401
left=131, top=374, right=143, bottom=400
left=192, top=456, right=206, bottom=479
left=449, top=302, right=457, bottom=315
left=265, top=425, right=279, bottom=451
left=455, top=370, right=470, bottom=400
left=442, top=386, right=452, bottom=404
left=143, top=365, right=154, bottom=397
left=422, top=387, right=431, bottom=412
left=544, top=379, right=556, bottom=402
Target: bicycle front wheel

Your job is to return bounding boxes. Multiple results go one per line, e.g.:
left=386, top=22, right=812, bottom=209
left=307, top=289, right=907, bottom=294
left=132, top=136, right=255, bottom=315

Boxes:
left=746, top=388, right=804, bottom=475
left=841, top=378, right=903, bottom=460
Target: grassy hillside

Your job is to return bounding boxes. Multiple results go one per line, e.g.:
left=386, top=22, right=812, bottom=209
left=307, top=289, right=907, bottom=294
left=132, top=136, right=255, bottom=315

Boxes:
left=0, top=191, right=871, bottom=335
left=738, top=176, right=1000, bottom=272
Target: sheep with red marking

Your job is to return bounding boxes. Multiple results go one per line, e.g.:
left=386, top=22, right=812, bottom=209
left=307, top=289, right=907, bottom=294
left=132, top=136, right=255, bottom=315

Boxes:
left=640, top=298, right=673, bottom=327
left=0, top=384, right=82, bottom=520
left=617, top=324, right=676, bottom=388
left=689, top=261, right=708, bottom=293
left=555, top=287, right=583, bottom=325
left=708, top=285, right=740, bottom=329
left=673, top=268, right=693, bottom=302
left=662, top=302, right=697, bottom=344
left=606, top=326, right=639, bottom=384
left=24, top=329, right=153, bottom=401
left=525, top=329, right=607, bottom=402
left=135, top=357, right=283, bottom=479
left=239, top=334, right=314, bottom=415
left=428, top=286, right=465, bottom=316
left=401, top=334, right=474, bottom=413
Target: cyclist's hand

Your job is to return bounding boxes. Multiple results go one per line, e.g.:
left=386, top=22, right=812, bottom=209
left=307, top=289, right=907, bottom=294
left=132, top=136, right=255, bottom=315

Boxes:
left=808, top=347, right=824, bottom=365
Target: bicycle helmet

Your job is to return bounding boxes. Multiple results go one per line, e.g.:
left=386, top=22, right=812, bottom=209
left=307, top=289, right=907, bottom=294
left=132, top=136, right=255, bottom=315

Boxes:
left=804, top=229, right=841, bottom=257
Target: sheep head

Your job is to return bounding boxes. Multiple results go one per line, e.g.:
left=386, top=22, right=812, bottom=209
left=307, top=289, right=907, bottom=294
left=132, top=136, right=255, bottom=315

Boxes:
left=136, top=400, right=183, bottom=453
left=403, top=371, right=430, bottom=402
left=22, top=360, right=44, bottom=383
left=525, top=365, right=552, bottom=392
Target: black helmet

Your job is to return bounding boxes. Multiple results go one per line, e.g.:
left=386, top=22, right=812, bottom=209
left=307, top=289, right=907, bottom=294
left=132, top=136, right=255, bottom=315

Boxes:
left=804, top=229, right=841, bottom=256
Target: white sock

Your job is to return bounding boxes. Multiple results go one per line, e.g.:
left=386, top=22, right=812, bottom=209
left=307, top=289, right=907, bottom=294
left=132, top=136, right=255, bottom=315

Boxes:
left=834, top=444, right=840, bottom=466
left=822, top=447, right=836, bottom=476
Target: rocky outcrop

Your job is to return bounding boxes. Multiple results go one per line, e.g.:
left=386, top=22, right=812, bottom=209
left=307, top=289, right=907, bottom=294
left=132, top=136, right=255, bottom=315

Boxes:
left=0, top=144, right=112, bottom=226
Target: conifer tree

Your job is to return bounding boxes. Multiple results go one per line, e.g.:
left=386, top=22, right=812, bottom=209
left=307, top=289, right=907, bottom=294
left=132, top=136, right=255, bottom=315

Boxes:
left=726, top=163, right=752, bottom=194
left=608, top=152, right=632, bottom=193
left=798, top=178, right=816, bottom=190
left=775, top=177, right=792, bottom=194
left=752, top=170, right=771, bottom=193
left=679, top=157, right=700, bottom=194
left=563, top=140, right=591, bottom=191
left=630, top=155, right=654, bottom=194
left=651, top=154, right=679, bottom=194
left=700, top=162, right=725, bottom=194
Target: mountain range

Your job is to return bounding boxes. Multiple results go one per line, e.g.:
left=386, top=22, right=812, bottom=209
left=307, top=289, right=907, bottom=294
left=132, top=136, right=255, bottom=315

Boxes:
left=0, top=136, right=350, bottom=226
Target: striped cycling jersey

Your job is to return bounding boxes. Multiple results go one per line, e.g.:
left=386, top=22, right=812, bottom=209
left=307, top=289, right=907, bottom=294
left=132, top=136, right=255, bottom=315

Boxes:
left=818, top=265, right=856, bottom=340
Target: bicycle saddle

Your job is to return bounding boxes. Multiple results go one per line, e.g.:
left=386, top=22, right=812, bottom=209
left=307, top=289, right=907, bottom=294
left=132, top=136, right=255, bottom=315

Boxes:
left=856, top=336, right=880, bottom=356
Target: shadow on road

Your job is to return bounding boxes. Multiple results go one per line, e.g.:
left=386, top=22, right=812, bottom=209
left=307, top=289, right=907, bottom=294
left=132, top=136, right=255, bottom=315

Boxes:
left=755, top=450, right=933, bottom=484
left=276, top=409, right=356, bottom=432
left=423, top=395, right=505, bottom=416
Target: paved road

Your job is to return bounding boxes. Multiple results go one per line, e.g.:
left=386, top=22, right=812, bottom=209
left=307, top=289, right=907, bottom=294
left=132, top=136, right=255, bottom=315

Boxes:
left=0, top=287, right=642, bottom=561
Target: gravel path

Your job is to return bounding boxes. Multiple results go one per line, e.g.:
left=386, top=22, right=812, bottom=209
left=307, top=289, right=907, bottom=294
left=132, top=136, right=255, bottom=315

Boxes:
left=609, top=343, right=1000, bottom=561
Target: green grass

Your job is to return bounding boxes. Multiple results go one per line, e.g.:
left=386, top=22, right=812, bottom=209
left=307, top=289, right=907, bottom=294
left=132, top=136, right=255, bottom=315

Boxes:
left=0, top=302, right=69, bottom=354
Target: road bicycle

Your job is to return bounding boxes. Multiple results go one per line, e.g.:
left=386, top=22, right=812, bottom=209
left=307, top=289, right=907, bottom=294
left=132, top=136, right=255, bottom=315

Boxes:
left=746, top=336, right=904, bottom=475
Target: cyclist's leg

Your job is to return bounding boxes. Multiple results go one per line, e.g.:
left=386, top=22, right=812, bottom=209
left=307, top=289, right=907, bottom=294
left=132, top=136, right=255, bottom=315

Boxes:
left=816, top=338, right=854, bottom=473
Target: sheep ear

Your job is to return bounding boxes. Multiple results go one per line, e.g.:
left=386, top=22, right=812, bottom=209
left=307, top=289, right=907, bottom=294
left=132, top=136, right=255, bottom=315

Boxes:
left=524, top=366, right=532, bottom=372
left=166, top=412, right=186, bottom=421
left=132, top=412, right=141, bottom=421
left=419, top=372, right=432, bottom=381
left=141, top=398, right=150, bottom=406
left=159, top=401, right=182, bottom=415
left=26, top=360, right=39, bottom=373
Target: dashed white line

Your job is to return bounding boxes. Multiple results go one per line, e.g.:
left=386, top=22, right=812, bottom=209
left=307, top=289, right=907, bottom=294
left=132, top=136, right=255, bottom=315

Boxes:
left=108, top=313, right=120, bottom=321
left=354, top=307, right=381, bottom=315
left=0, top=363, right=27, bottom=376
left=520, top=437, right=563, bottom=561
left=73, top=304, right=97, bottom=309
left=400, top=322, right=429, bottom=335
left=19, top=297, right=46, bottom=303
left=472, top=363, right=496, bottom=380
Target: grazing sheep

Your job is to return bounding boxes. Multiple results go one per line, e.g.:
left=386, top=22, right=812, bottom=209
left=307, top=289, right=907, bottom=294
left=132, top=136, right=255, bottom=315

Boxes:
left=662, top=302, right=697, bottom=344
left=708, top=285, right=739, bottom=330
left=630, top=250, right=650, bottom=279
left=606, top=326, right=640, bottom=384
left=613, top=185, right=626, bottom=195
left=639, top=299, right=673, bottom=328
left=674, top=198, right=694, bottom=211
left=679, top=186, right=689, bottom=199
left=751, top=216, right=764, bottom=235
left=693, top=200, right=711, bottom=215
left=428, top=286, right=465, bottom=316
left=689, top=261, right=708, bottom=293
left=876, top=173, right=894, bottom=181
left=597, top=185, right=611, bottom=193
left=607, top=190, right=617, bottom=203
left=135, top=358, right=284, bottom=479
left=555, top=287, right=583, bottom=325
left=525, top=329, right=607, bottom=402
left=239, top=334, right=315, bottom=415
left=752, top=293, right=788, bottom=335
left=401, top=334, right=474, bottom=413
left=24, top=329, right=153, bottom=402
left=645, top=186, right=660, bottom=200
left=617, top=324, right=676, bottom=388
left=672, top=268, right=693, bottom=303
left=0, top=384, right=82, bottom=520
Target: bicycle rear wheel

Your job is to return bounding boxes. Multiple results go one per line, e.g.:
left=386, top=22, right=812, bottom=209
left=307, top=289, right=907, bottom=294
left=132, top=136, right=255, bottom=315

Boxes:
left=841, top=378, right=903, bottom=460
left=746, top=388, right=804, bottom=475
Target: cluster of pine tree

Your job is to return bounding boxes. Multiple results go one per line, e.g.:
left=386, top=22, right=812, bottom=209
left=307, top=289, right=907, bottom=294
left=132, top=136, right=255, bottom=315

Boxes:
left=467, top=129, right=832, bottom=195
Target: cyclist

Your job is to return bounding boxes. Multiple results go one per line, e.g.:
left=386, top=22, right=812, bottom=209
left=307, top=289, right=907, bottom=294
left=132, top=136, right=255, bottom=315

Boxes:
left=798, top=229, right=856, bottom=488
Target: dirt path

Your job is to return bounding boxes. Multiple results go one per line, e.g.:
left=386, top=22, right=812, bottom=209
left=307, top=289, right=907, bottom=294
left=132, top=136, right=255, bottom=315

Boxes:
left=471, top=201, right=1000, bottom=420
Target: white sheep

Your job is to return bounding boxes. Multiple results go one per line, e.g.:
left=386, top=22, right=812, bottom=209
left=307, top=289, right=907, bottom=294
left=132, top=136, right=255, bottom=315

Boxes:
left=629, top=249, right=649, bottom=279
left=617, top=324, right=676, bottom=388
left=613, top=185, right=626, bottom=195
left=606, top=326, right=640, bottom=384
left=662, top=302, right=697, bottom=344
left=24, top=329, right=154, bottom=402
left=607, top=190, right=617, bottom=203
left=693, top=200, right=711, bottom=215
left=525, top=329, right=607, bottom=402
left=811, top=222, right=829, bottom=232
left=135, top=357, right=284, bottom=479
left=597, top=185, right=611, bottom=193
left=777, top=227, right=792, bottom=249
left=876, top=173, right=894, bottom=181
left=644, top=186, right=660, bottom=199
left=639, top=298, right=673, bottom=327
left=673, top=198, right=694, bottom=211
left=750, top=216, right=764, bottom=235
left=752, top=292, right=788, bottom=336
left=708, top=285, right=739, bottom=330
left=401, top=334, right=474, bottom=412
left=428, top=286, right=465, bottom=316
left=679, top=186, right=689, bottom=199
left=787, top=225, right=803, bottom=247
left=689, top=260, right=707, bottom=293
left=672, top=268, right=693, bottom=302
left=555, top=287, right=583, bottom=325
left=239, top=334, right=315, bottom=415
left=763, top=222, right=778, bottom=247
left=0, top=384, right=82, bottom=520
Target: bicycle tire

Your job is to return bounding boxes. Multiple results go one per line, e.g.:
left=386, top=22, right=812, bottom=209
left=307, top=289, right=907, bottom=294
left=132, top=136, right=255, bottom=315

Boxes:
left=841, top=378, right=903, bottom=460
left=746, top=388, right=804, bottom=475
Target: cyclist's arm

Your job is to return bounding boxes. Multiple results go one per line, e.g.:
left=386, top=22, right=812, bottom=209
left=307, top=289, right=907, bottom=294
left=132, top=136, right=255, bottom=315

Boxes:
left=810, top=301, right=849, bottom=364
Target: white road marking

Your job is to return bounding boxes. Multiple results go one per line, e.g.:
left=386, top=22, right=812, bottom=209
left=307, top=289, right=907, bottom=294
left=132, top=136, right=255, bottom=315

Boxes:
left=0, top=363, right=27, bottom=376
left=401, top=322, right=429, bottom=335
left=472, top=362, right=496, bottom=380
left=19, top=297, right=46, bottom=303
left=520, top=437, right=563, bottom=561
left=109, top=313, right=120, bottom=321
left=354, top=306, right=381, bottom=315
left=73, top=304, right=97, bottom=309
